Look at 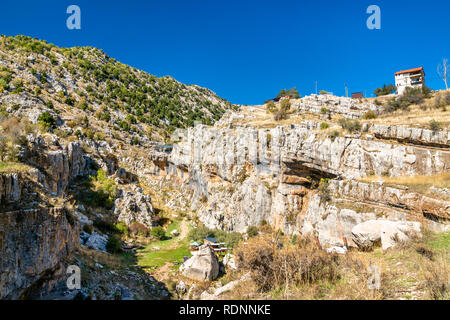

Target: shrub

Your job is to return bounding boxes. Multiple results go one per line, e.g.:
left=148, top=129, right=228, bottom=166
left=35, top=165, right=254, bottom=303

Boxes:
left=265, top=100, right=276, bottom=113
left=150, top=226, right=166, bottom=240
left=247, top=226, right=259, bottom=238
left=338, top=118, right=361, bottom=133
left=129, top=222, right=149, bottom=237
left=320, top=122, right=329, bottom=130
left=83, top=224, right=93, bottom=234
left=319, top=90, right=328, bottom=95
left=280, top=99, right=291, bottom=112
left=318, top=178, right=331, bottom=203
left=235, top=235, right=340, bottom=291
left=429, top=120, right=441, bottom=132
left=374, top=84, right=396, bottom=96
left=363, top=111, right=377, bottom=120
left=188, top=226, right=214, bottom=243
left=214, top=230, right=243, bottom=249
left=115, top=222, right=129, bottom=236
left=273, top=109, right=288, bottom=121
left=93, top=218, right=117, bottom=234
left=386, top=86, right=432, bottom=112
left=320, top=107, right=330, bottom=114
left=329, top=130, right=340, bottom=142
left=37, top=111, right=56, bottom=130
left=106, top=235, right=122, bottom=253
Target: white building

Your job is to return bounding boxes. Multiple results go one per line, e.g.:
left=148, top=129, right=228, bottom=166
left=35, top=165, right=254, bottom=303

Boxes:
left=395, top=67, right=425, bottom=95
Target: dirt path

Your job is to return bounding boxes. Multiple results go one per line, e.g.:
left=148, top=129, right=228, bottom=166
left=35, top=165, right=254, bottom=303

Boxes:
left=154, top=262, right=172, bottom=282
left=165, top=219, right=189, bottom=250
left=152, top=220, right=189, bottom=281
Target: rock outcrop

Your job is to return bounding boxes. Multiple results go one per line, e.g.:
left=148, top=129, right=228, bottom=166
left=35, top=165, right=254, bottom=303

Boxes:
left=166, top=124, right=449, bottom=235
left=180, top=245, right=219, bottom=281
left=351, top=220, right=422, bottom=251
left=329, top=180, right=450, bottom=221
left=113, top=187, right=156, bottom=229
left=21, top=138, right=91, bottom=196
left=293, top=94, right=379, bottom=119
left=367, top=123, right=449, bottom=148
left=0, top=173, right=23, bottom=204
left=0, top=208, right=80, bottom=299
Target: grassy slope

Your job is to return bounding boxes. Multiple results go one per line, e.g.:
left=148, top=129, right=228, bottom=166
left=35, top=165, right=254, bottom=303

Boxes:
left=136, top=220, right=192, bottom=272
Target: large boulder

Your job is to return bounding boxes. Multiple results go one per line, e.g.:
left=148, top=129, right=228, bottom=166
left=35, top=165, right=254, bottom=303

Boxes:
left=351, top=220, right=421, bottom=251
left=180, top=245, right=219, bottom=281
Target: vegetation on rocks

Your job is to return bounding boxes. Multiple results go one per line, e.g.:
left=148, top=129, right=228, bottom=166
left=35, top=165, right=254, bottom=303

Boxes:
left=374, top=84, right=396, bottom=96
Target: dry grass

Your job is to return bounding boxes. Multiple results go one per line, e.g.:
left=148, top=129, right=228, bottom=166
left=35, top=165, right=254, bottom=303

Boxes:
left=235, top=234, right=342, bottom=293
left=365, top=90, right=450, bottom=128
left=0, top=162, right=33, bottom=174
left=227, top=230, right=449, bottom=300
left=359, top=173, right=450, bottom=198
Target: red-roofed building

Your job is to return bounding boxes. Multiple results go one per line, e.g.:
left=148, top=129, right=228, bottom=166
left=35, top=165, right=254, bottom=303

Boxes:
left=394, top=67, right=425, bottom=95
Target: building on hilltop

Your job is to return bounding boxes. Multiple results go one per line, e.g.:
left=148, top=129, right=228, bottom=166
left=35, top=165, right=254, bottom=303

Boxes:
left=395, top=67, right=425, bottom=95
left=351, top=92, right=364, bottom=99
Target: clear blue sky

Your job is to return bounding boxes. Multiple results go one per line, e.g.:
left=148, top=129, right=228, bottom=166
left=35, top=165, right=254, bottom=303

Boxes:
left=1, top=0, right=449, bottom=105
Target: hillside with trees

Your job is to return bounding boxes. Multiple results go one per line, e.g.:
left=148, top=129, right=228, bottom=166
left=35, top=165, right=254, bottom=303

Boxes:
left=0, top=35, right=236, bottom=143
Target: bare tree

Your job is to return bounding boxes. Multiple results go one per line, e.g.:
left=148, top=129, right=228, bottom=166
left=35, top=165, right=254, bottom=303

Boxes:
left=437, top=58, right=449, bottom=90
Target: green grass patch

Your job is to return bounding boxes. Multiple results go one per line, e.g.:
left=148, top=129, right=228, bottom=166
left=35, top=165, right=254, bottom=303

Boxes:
left=136, top=220, right=193, bottom=271
left=137, top=246, right=191, bottom=271
left=426, top=232, right=450, bottom=252
left=167, top=219, right=181, bottom=236
left=0, top=162, right=32, bottom=174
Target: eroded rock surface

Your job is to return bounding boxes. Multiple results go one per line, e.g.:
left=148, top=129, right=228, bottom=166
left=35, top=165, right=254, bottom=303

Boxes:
left=180, top=245, right=219, bottom=281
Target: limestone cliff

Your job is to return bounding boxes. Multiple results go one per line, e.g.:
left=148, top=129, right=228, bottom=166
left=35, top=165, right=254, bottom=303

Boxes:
left=0, top=207, right=79, bottom=299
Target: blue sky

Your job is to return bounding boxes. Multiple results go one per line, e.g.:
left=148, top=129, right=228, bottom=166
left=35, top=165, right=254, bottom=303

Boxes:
left=1, top=0, right=449, bottom=105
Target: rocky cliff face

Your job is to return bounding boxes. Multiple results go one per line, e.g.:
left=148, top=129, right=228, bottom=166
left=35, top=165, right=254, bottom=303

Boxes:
left=293, top=94, right=379, bottom=119
left=21, top=139, right=91, bottom=196
left=0, top=207, right=79, bottom=299
left=0, top=137, right=91, bottom=299
left=164, top=119, right=449, bottom=239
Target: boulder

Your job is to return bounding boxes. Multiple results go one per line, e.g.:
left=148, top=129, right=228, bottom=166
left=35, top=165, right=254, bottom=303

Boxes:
left=326, top=246, right=347, bottom=255
left=222, top=253, right=238, bottom=270
left=74, top=211, right=92, bottom=226
left=180, top=245, right=219, bottom=281
left=84, top=232, right=109, bottom=252
left=176, top=281, right=187, bottom=295
left=351, top=220, right=421, bottom=251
